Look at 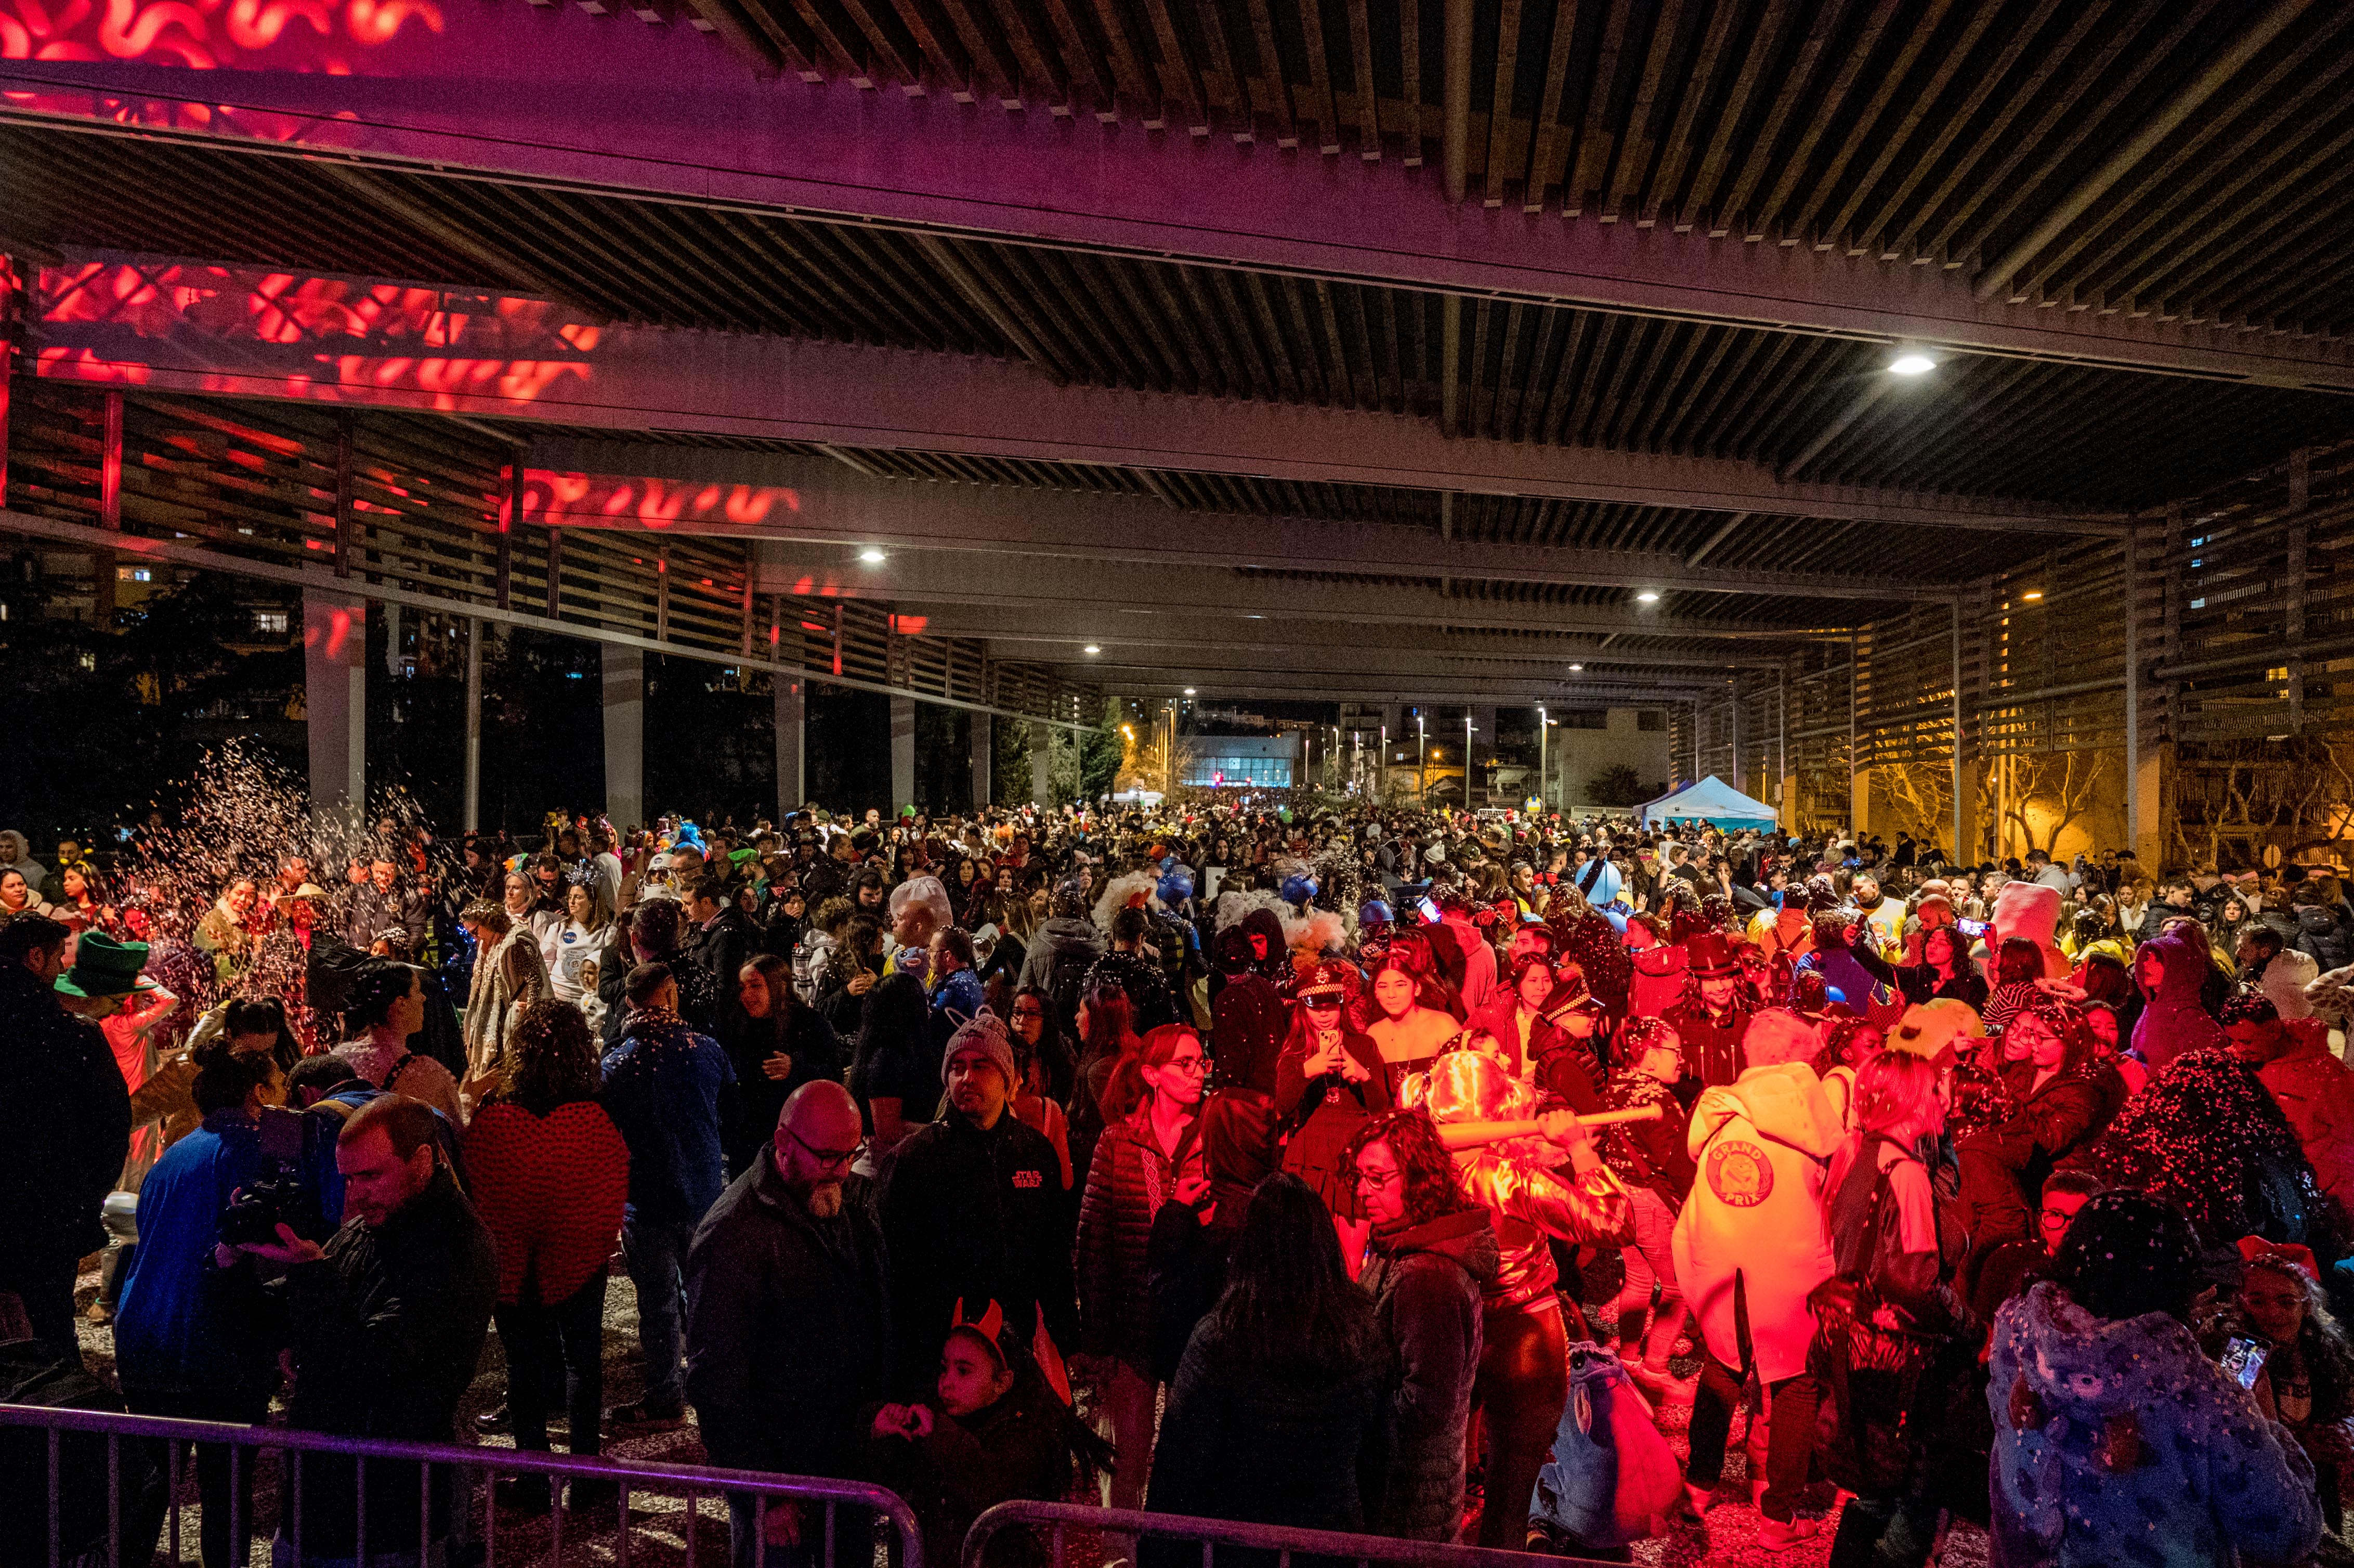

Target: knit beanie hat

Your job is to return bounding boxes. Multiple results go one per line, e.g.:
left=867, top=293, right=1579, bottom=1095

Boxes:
left=942, top=1008, right=1018, bottom=1089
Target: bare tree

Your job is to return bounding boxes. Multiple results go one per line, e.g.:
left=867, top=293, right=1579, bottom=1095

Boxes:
left=1876, top=759, right=1953, bottom=844
left=2000, top=748, right=2114, bottom=857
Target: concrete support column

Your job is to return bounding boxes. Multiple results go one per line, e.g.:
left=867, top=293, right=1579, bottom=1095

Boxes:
left=889, top=694, right=917, bottom=813
left=602, top=645, right=645, bottom=830
left=2131, top=746, right=2170, bottom=872
left=1470, top=703, right=1497, bottom=804
left=774, top=676, right=805, bottom=818
left=1030, top=721, right=1053, bottom=807
left=1851, top=767, right=1873, bottom=837
left=303, top=591, right=367, bottom=817
left=970, top=710, right=993, bottom=809
left=462, top=617, right=483, bottom=832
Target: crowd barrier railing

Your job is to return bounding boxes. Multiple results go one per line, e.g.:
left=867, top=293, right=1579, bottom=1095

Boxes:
left=960, top=1500, right=1623, bottom=1568
left=0, top=1402, right=922, bottom=1568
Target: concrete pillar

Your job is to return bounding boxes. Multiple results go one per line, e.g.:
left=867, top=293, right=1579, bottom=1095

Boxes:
left=1851, top=767, right=1873, bottom=837
left=774, top=676, right=805, bottom=818
left=602, top=645, right=645, bottom=830
left=1470, top=704, right=1497, bottom=804
left=2132, top=744, right=2169, bottom=872
left=1030, top=721, right=1053, bottom=807
left=1953, top=755, right=1981, bottom=867
left=462, top=618, right=483, bottom=832
left=303, top=591, right=367, bottom=816
left=970, top=710, right=993, bottom=809
left=889, top=694, right=917, bottom=813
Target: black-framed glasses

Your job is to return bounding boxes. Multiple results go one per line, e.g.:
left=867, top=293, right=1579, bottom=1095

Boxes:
left=785, top=1127, right=866, bottom=1170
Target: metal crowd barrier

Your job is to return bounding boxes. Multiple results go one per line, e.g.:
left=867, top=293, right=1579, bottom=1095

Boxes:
left=960, top=1500, right=1622, bottom=1568
left=0, top=1403, right=922, bottom=1568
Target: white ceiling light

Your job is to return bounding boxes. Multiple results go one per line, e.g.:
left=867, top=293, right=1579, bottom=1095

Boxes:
left=1888, top=352, right=1938, bottom=376
left=1083, top=644, right=1101, bottom=655
left=1568, top=663, right=1584, bottom=672
left=1183, top=688, right=1196, bottom=696
left=1635, top=591, right=1660, bottom=604
left=856, top=547, right=886, bottom=563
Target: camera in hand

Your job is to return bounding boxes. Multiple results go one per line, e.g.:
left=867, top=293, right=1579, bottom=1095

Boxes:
left=216, top=1106, right=324, bottom=1249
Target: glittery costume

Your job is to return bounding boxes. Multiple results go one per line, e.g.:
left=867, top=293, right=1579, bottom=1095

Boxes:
left=2093, top=1047, right=2334, bottom=1249
left=1406, top=1044, right=1634, bottom=1549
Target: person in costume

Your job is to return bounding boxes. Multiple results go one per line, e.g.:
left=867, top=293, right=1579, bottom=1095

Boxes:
left=1274, top=961, right=1392, bottom=1263
left=1660, top=932, right=1755, bottom=1101
left=1364, top=948, right=1461, bottom=1099
left=1403, top=1042, right=1633, bottom=1548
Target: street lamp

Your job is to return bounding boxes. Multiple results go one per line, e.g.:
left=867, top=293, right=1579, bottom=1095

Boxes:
left=1537, top=705, right=1546, bottom=812
left=1417, top=711, right=1427, bottom=802
left=1464, top=711, right=1475, bottom=807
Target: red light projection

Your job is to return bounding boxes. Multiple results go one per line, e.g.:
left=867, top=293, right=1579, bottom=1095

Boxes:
left=32, top=254, right=597, bottom=412
left=506, top=469, right=801, bottom=533
left=1, top=0, right=441, bottom=71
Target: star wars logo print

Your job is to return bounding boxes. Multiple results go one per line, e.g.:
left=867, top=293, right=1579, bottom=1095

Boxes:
left=1705, top=1139, right=1774, bottom=1208
left=1011, top=1169, right=1043, bottom=1189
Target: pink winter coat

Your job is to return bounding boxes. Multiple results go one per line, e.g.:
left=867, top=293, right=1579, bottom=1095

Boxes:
left=2260, top=1023, right=2354, bottom=1223
left=2131, top=923, right=2224, bottom=1072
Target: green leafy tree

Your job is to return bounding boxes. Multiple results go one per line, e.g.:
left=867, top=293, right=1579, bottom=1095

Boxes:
left=1585, top=762, right=1650, bottom=808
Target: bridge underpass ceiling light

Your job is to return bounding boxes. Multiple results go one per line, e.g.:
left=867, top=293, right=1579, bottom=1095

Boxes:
left=1568, top=663, right=1584, bottom=671
left=1887, top=352, right=1939, bottom=376
left=856, top=547, right=886, bottom=563
left=1083, top=645, right=1102, bottom=655
left=1183, top=688, right=1196, bottom=696
left=1634, top=592, right=1660, bottom=604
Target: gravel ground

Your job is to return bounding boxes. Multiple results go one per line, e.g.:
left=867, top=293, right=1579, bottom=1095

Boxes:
left=70, top=1258, right=1990, bottom=1567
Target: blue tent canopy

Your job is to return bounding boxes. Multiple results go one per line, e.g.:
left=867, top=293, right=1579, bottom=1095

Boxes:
left=1637, top=775, right=1779, bottom=830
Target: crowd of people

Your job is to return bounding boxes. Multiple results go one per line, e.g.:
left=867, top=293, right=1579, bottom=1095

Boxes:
left=6, top=796, right=2354, bottom=1568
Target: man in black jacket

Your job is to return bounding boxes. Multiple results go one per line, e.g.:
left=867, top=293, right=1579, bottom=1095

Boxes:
left=687, top=1080, right=887, bottom=1568
left=876, top=1013, right=1076, bottom=1393
left=240, top=1095, right=496, bottom=1558
left=684, top=877, right=759, bottom=1035
left=0, top=918, right=133, bottom=1356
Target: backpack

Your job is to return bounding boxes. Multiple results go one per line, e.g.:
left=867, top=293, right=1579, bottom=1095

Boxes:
left=1043, top=941, right=1097, bottom=1038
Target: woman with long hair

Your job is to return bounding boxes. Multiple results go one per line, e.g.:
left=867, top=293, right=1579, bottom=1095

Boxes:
left=718, top=951, right=844, bottom=1178
left=1813, top=1048, right=1969, bottom=1560
left=1076, top=1024, right=1211, bottom=1527
left=1895, top=926, right=1988, bottom=1010
left=1067, top=980, right=1140, bottom=1194
left=1364, top=950, right=1460, bottom=1099
left=1956, top=998, right=2124, bottom=1247
left=2201, top=1239, right=2354, bottom=1533
left=332, top=959, right=464, bottom=1126
left=542, top=878, right=618, bottom=1005
left=848, top=971, right=932, bottom=1163
left=1345, top=1108, right=1496, bottom=1543
left=464, top=1000, right=630, bottom=1508
left=1145, top=1173, right=1389, bottom=1553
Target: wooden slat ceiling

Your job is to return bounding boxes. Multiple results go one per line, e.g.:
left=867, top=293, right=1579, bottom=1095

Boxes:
left=6, top=125, right=2349, bottom=514
left=650, top=0, right=2354, bottom=334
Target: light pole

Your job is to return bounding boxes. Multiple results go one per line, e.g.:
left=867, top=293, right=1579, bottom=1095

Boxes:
left=1417, top=711, right=1427, bottom=802
left=1464, top=710, right=1475, bottom=808
left=1537, top=704, right=1547, bottom=813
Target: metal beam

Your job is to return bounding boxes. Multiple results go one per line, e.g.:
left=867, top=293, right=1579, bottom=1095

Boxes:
left=523, top=437, right=1954, bottom=598
left=923, top=608, right=1784, bottom=668
left=28, top=260, right=2123, bottom=535
left=752, top=542, right=1853, bottom=638
left=1096, top=672, right=1709, bottom=703
left=7, top=20, right=2352, bottom=390
left=1064, top=641, right=1738, bottom=684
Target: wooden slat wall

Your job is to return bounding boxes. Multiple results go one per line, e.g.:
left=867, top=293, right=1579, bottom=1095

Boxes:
left=4, top=383, right=1098, bottom=722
